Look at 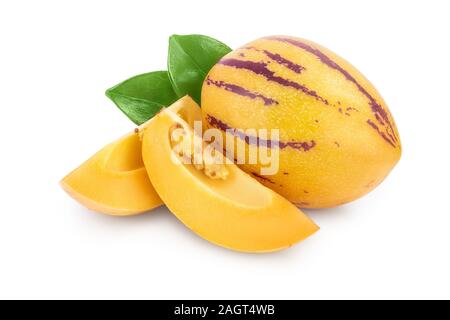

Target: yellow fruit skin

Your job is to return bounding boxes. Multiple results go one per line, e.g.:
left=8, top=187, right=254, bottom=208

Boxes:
left=201, top=36, right=402, bottom=208
left=141, top=97, right=318, bottom=253
left=61, top=132, right=162, bottom=216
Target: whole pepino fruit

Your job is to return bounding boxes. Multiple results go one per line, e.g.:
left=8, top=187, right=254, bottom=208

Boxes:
left=201, top=36, right=401, bottom=208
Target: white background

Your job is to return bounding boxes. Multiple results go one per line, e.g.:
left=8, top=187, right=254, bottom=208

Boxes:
left=1, top=0, right=449, bottom=300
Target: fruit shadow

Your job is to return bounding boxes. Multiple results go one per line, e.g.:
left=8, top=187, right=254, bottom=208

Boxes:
left=303, top=203, right=359, bottom=235
left=74, top=204, right=174, bottom=226
left=304, top=204, right=355, bottom=220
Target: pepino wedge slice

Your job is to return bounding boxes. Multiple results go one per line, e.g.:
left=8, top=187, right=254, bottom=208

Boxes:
left=61, top=132, right=162, bottom=216
left=141, top=96, right=318, bottom=252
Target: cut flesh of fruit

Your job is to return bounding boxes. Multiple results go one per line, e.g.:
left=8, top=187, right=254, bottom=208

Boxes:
left=141, top=96, right=318, bottom=252
left=61, top=132, right=162, bottom=216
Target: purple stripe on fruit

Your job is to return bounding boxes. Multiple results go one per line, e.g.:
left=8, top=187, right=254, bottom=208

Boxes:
left=206, top=114, right=316, bottom=152
left=205, top=77, right=278, bottom=106
left=218, top=58, right=328, bottom=105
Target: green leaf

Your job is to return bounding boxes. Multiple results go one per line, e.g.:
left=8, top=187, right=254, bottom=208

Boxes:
left=168, top=34, right=232, bottom=104
left=106, top=71, right=178, bottom=125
